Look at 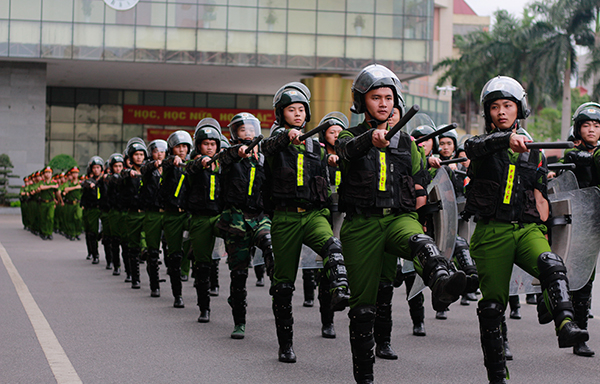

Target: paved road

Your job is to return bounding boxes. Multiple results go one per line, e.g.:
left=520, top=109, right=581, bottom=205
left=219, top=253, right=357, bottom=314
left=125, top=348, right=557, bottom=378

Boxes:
left=1, top=212, right=599, bottom=383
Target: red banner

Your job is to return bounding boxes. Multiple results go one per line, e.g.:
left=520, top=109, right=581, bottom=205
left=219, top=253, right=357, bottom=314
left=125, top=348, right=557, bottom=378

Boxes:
left=123, top=105, right=276, bottom=129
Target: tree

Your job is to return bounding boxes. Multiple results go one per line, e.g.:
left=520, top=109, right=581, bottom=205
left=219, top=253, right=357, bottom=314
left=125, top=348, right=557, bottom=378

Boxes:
left=434, top=11, right=533, bottom=133
left=528, top=0, right=596, bottom=139
left=0, top=154, right=20, bottom=205
left=48, top=154, right=78, bottom=172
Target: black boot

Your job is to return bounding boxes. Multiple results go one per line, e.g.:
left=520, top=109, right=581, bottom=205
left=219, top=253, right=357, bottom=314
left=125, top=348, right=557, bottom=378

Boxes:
left=478, top=301, right=507, bottom=384
left=410, top=234, right=466, bottom=311
left=122, top=241, right=131, bottom=282
left=302, top=269, right=315, bottom=307
left=321, top=237, right=350, bottom=311
left=405, top=273, right=426, bottom=336
left=318, top=272, right=335, bottom=338
left=572, top=279, right=595, bottom=357
left=536, top=252, right=588, bottom=348
left=146, top=249, right=161, bottom=297
left=229, top=269, right=248, bottom=339
left=271, top=283, right=296, bottom=363
left=90, top=232, right=99, bottom=264
left=111, top=236, right=121, bottom=275
left=129, top=247, right=141, bottom=289
left=501, top=315, right=512, bottom=360
left=168, top=252, right=184, bottom=308
left=254, top=264, right=265, bottom=287
left=453, top=236, right=479, bottom=294
left=85, top=232, right=93, bottom=260
left=102, top=236, right=113, bottom=269
left=508, top=295, right=521, bottom=319
left=195, top=262, right=211, bottom=320
left=349, top=305, right=376, bottom=384
left=209, top=258, right=220, bottom=296
left=374, top=282, right=397, bottom=360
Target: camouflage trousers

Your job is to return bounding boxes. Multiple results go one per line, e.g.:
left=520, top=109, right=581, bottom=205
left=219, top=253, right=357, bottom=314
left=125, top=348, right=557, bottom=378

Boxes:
left=216, top=207, right=271, bottom=271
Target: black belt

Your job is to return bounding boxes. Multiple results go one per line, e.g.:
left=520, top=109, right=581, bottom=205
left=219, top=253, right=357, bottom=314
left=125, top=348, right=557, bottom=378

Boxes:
left=353, top=207, right=398, bottom=216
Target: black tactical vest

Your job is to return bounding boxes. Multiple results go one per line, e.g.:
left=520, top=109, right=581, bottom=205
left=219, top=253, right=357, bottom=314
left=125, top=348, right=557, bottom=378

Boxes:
left=185, top=166, right=221, bottom=214
left=464, top=148, right=544, bottom=223
left=222, top=154, right=266, bottom=211
left=269, top=138, right=329, bottom=206
left=339, top=129, right=417, bottom=212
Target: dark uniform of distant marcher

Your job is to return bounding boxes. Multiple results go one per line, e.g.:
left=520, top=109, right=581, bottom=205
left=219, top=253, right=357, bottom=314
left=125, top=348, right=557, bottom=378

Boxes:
left=140, top=139, right=168, bottom=298
left=62, top=167, right=83, bottom=241
left=212, top=112, right=275, bottom=339
left=121, top=139, right=148, bottom=290
left=185, top=119, right=223, bottom=323
left=261, top=82, right=350, bottom=364
left=317, top=111, right=350, bottom=339
left=37, top=166, right=60, bottom=240
left=463, top=76, right=589, bottom=383
left=336, top=64, right=467, bottom=384
left=105, top=153, right=128, bottom=276
left=560, top=102, right=600, bottom=357
left=81, top=157, right=104, bottom=261
left=160, top=130, right=193, bottom=308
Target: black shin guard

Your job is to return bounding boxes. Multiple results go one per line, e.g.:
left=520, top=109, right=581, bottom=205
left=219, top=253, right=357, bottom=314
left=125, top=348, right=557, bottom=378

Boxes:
left=349, top=305, right=376, bottom=383
left=478, top=301, right=506, bottom=382
left=453, top=236, right=479, bottom=293
left=375, top=281, right=397, bottom=360
left=194, top=262, right=211, bottom=310
left=146, top=249, right=161, bottom=292
left=271, top=283, right=295, bottom=362
left=257, top=233, right=274, bottom=279
left=229, top=269, right=248, bottom=325
left=168, top=252, right=183, bottom=297
left=321, top=237, right=350, bottom=311
left=537, top=252, right=575, bottom=326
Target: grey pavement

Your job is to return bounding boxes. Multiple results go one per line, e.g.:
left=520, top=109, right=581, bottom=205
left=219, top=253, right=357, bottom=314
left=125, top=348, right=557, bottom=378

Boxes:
left=1, top=213, right=599, bottom=384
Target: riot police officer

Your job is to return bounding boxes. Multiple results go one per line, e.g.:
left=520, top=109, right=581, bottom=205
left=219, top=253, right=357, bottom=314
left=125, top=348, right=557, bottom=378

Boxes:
left=463, top=76, right=588, bottom=383
left=336, top=64, right=467, bottom=384
left=261, top=81, right=350, bottom=364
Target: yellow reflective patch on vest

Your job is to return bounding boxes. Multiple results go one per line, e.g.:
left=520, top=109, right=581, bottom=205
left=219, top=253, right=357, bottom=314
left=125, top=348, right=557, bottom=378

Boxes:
left=503, top=164, right=515, bottom=204
left=97, top=187, right=100, bottom=200
left=379, top=152, right=387, bottom=191
left=297, top=154, right=304, bottom=186
left=209, top=175, right=216, bottom=200
left=335, top=170, right=341, bottom=186
left=248, top=166, right=256, bottom=196
left=174, top=174, right=185, bottom=198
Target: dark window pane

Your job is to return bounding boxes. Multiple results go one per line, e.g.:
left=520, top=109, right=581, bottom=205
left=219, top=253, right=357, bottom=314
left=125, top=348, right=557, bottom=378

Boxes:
left=75, top=89, right=99, bottom=104
left=144, top=91, right=165, bottom=106
left=100, top=90, right=123, bottom=105
left=52, top=87, right=75, bottom=105
left=207, top=93, right=235, bottom=108
left=166, top=92, right=194, bottom=107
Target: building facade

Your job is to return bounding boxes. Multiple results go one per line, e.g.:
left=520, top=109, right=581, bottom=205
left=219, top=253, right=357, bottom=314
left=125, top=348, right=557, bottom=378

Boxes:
left=1, top=0, right=449, bottom=179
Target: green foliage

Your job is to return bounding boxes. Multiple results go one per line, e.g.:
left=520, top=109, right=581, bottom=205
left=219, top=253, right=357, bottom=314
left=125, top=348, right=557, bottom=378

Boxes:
left=0, top=153, right=19, bottom=205
left=48, top=154, right=77, bottom=172
left=10, top=200, right=21, bottom=208
left=528, top=108, right=562, bottom=141
left=436, top=0, right=600, bottom=132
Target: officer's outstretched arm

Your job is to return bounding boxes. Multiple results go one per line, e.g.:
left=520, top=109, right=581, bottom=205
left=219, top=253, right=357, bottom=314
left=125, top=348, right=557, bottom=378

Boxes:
left=464, top=131, right=513, bottom=159
left=336, top=129, right=375, bottom=161
left=261, top=128, right=291, bottom=157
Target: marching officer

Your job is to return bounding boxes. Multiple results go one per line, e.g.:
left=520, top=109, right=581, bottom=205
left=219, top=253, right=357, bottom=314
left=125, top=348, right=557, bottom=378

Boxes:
left=463, top=76, right=588, bottom=383
left=261, top=81, right=350, bottom=364
left=336, top=64, right=467, bottom=383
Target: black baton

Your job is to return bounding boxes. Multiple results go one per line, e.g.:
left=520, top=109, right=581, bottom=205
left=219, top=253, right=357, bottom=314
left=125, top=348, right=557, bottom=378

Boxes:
left=245, top=134, right=264, bottom=154
left=297, top=120, right=335, bottom=142
left=415, top=123, right=458, bottom=145
left=439, top=157, right=468, bottom=166
left=525, top=142, right=574, bottom=149
left=384, top=105, right=420, bottom=141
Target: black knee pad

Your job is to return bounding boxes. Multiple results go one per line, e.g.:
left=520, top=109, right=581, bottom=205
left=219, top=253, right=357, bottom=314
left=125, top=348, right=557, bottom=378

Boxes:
left=348, top=305, right=377, bottom=323
left=147, top=249, right=160, bottom=264
left=270, top=282, right=295, bottom=298
left=477, top=301, right=504, bottom=319
left=193, top=262, right=211, bottom=283
left=230, top=269, right=248, bottom=289
left=321, top=236, right=342, bottom=255
left=537, top=252, right=567, bottom=282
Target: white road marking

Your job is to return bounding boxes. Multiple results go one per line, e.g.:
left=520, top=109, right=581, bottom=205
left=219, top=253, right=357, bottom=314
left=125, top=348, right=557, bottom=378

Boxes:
left=0, top=241, right=82, bottom=384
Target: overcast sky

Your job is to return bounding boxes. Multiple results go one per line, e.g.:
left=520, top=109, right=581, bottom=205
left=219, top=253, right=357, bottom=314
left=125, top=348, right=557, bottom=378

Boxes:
left=465, top=0, right=533, bottom=19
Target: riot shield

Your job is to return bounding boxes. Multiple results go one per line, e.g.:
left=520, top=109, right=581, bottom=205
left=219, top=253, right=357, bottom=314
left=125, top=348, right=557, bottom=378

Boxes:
left=548, top=186, right=600, bottom=291
left=252, top=247, right=265, bottom=267
left=408, top=167, right=458, bottom=299
left=547, top=170, right=579, bottom=194
left=457, top=196, right=476, bottom=242
left=509, top=265, right=541, bottom=295
left=300, top=244, right=324, bottom=269
left=212, top=237, right=226, bottom=260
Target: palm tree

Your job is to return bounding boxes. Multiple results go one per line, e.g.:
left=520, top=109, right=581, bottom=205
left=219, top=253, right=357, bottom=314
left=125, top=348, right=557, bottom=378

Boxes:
left=528, top=0, right=596, bottom=139
left=434, top=11, right=532, bottom=133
